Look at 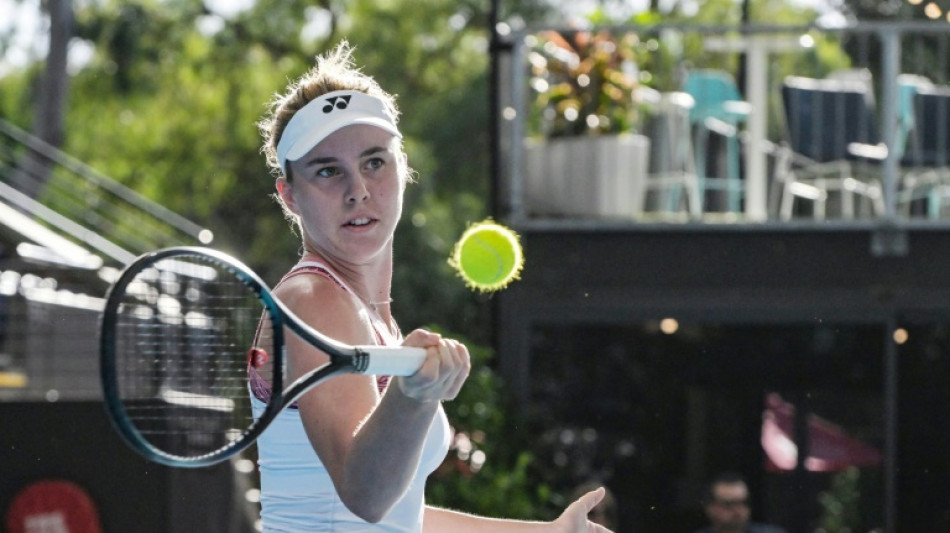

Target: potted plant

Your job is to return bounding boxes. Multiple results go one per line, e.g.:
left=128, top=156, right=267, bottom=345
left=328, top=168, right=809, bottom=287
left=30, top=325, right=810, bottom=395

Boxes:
left=524, top=30, right=652, bottom=218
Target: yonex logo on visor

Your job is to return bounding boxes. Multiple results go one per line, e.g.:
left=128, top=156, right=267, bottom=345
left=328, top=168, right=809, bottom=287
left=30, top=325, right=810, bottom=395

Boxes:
left=277, top=90, right=401, bottom=174
left=323, top=95, right=350, bottom=112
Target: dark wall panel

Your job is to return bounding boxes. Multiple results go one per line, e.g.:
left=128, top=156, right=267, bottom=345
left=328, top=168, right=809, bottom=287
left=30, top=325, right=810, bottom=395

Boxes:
left=0, top=402, right=253, bottom=533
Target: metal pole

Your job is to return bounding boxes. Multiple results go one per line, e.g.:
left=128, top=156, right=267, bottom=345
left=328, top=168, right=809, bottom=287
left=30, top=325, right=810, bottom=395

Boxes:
left=489, top=0, right=501, bottom=218
left=880, top=30, right=901, bottom=221
left=883, top=316, right=898, bottom=533
left=745, top=36, right=769, bottom=221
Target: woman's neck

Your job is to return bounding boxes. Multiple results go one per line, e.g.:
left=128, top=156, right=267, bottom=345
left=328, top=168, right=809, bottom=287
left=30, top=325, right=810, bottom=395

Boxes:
left=299, top=246, right=394, bottom=317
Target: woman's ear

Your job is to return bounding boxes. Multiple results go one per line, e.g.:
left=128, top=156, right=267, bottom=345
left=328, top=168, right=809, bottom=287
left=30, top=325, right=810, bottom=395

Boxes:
left=276, top=177, right=298, bottom=215
left=398, top=150, right=414, bottom=187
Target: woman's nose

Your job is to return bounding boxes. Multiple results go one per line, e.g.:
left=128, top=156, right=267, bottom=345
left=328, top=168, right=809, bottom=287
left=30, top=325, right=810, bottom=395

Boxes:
left=346, top=172, right=370, bottom=203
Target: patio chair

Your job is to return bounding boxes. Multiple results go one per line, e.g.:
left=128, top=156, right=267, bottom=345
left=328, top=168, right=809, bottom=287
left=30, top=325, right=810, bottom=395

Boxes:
left=895, top=74, right=932, bottom=160
left=682, top=69, right=751, bottom=214
left=898, top=84, right=950, bottom=218
left=776, top=75, right=885, bottom=219
left=829, top=74, right=947, bottom=218
left=827, top=68, right=875, bottom=98
left=640, top=89, right=701, bottom=218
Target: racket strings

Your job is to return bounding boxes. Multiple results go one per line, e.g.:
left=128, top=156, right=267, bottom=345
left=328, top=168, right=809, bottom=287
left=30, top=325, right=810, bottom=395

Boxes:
left=112, top=256, right=269, bottom=458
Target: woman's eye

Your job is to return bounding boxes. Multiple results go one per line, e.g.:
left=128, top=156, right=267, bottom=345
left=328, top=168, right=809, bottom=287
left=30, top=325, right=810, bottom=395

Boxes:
left=365, top=157, right=385, bottom=171
left=315, top=166, right=339, bottom=178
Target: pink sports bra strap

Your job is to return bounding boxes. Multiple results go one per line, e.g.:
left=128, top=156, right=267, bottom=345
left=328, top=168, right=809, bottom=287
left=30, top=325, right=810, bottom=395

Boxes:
left=248, top=258, right=394, bottom=402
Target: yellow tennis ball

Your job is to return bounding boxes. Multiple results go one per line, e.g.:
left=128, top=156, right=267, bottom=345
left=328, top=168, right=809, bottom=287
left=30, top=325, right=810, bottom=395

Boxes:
left=450, top=220, right=524, bottom=292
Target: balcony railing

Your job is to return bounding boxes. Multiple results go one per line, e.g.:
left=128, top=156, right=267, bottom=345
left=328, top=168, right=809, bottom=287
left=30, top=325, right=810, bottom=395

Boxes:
left=497, top=21, right=950, bottom=225
left=0, top=119, right=214, bottom=401
left=0, top=119, right=214, bottom=264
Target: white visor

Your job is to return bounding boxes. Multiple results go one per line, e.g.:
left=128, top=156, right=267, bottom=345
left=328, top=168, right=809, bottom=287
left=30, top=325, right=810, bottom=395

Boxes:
left=276, top=90, right=401, bottom=174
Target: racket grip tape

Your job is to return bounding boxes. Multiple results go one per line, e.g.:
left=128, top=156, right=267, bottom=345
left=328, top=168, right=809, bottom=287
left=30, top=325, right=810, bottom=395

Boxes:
left=358, top=346, right=427, bottom=376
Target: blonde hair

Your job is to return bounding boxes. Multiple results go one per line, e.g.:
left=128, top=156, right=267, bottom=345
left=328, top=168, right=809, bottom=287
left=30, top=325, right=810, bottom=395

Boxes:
left=258, top=41, right=403, bottom=180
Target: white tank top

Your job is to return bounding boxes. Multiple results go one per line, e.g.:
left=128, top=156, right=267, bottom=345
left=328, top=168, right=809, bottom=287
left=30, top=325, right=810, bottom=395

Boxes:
left=250, top=259, right=451, bottom=532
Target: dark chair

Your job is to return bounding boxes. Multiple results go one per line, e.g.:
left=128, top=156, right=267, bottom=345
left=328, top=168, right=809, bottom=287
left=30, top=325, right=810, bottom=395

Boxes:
left=776, top=76, right=885, bottom=219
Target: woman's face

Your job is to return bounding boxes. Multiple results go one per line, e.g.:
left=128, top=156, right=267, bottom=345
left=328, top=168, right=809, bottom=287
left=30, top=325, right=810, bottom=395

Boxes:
left=280, top=124, right=406, bottom=265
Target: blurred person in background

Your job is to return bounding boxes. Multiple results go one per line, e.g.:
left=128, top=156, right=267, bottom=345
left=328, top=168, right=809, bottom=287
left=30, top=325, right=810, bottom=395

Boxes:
left=694, top=472, right=787, bottom=533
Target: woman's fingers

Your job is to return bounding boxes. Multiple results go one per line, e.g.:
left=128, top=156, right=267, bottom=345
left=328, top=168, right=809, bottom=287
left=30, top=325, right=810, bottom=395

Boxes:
left=397, top=333, right=471, bottom=402
left=403, top=328, right=442, bottom=348
left=554, top=488, right=616, bottom=533
left=426, top=339, right=470, bottom=398
left=441, top=339, right=470, bottom=400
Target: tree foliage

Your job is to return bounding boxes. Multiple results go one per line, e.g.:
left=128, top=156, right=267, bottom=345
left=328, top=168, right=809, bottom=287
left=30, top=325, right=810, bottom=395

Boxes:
left=2, top=0, right=528, bottom=338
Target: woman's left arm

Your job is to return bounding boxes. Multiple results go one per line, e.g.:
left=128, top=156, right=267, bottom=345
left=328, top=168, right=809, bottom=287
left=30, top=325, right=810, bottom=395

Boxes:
left=422, top=488, right=614, bottom=533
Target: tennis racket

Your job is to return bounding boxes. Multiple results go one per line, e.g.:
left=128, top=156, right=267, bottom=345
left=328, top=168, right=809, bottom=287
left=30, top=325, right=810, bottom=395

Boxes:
left=100, top=246, right=425, bottom=468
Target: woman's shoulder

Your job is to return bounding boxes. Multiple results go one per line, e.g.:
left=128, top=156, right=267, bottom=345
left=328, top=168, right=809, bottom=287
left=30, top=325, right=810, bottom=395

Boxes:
left=274, top=267, right=359, bottom=314
left=273, top=266, right=381, bottom=346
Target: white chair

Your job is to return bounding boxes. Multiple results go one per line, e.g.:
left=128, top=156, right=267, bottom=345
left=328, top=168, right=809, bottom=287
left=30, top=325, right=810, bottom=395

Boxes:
left=640, top=89, right=701, bottom=218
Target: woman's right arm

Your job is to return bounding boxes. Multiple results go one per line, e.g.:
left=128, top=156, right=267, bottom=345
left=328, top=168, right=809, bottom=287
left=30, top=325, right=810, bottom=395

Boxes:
left=274, top=276, right=470, bottom=522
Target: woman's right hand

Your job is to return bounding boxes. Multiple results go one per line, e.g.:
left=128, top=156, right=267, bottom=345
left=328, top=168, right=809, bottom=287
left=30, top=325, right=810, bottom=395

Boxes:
left=395, top=329, right=470, bottom=403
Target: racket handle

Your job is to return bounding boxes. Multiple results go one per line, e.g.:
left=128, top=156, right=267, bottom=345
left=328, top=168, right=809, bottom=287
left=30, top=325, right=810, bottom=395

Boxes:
left=359, top=346, right=427, bottom=376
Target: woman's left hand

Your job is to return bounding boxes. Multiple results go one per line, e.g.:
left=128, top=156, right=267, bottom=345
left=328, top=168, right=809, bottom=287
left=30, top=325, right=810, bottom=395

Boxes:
left=553, top=487, right=614, bottom=533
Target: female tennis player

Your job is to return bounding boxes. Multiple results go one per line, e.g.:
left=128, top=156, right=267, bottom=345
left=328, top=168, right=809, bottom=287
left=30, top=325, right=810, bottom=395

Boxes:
left=254, top=42, right=613, bottom=532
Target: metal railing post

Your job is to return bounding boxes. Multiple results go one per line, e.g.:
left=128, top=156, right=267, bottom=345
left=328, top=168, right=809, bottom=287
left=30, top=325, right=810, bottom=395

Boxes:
left=880, top=29, right=901, bottom=221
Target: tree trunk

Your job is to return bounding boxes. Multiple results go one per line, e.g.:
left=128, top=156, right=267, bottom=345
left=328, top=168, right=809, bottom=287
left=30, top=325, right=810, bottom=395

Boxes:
left=11, top=0, right=73, bottom=200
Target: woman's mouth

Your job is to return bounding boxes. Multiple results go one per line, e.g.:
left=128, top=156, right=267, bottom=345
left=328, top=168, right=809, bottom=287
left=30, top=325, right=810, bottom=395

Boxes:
left=346, top=217, right=374, bottom=227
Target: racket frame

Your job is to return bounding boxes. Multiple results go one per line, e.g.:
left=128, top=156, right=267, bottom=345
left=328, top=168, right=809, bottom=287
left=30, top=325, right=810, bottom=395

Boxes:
left=100, top=247, right=421, bottom=468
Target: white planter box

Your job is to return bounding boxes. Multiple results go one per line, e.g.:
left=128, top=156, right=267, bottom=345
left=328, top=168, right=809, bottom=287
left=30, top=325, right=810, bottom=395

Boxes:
left=523, top=134, right=651, bottom=218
